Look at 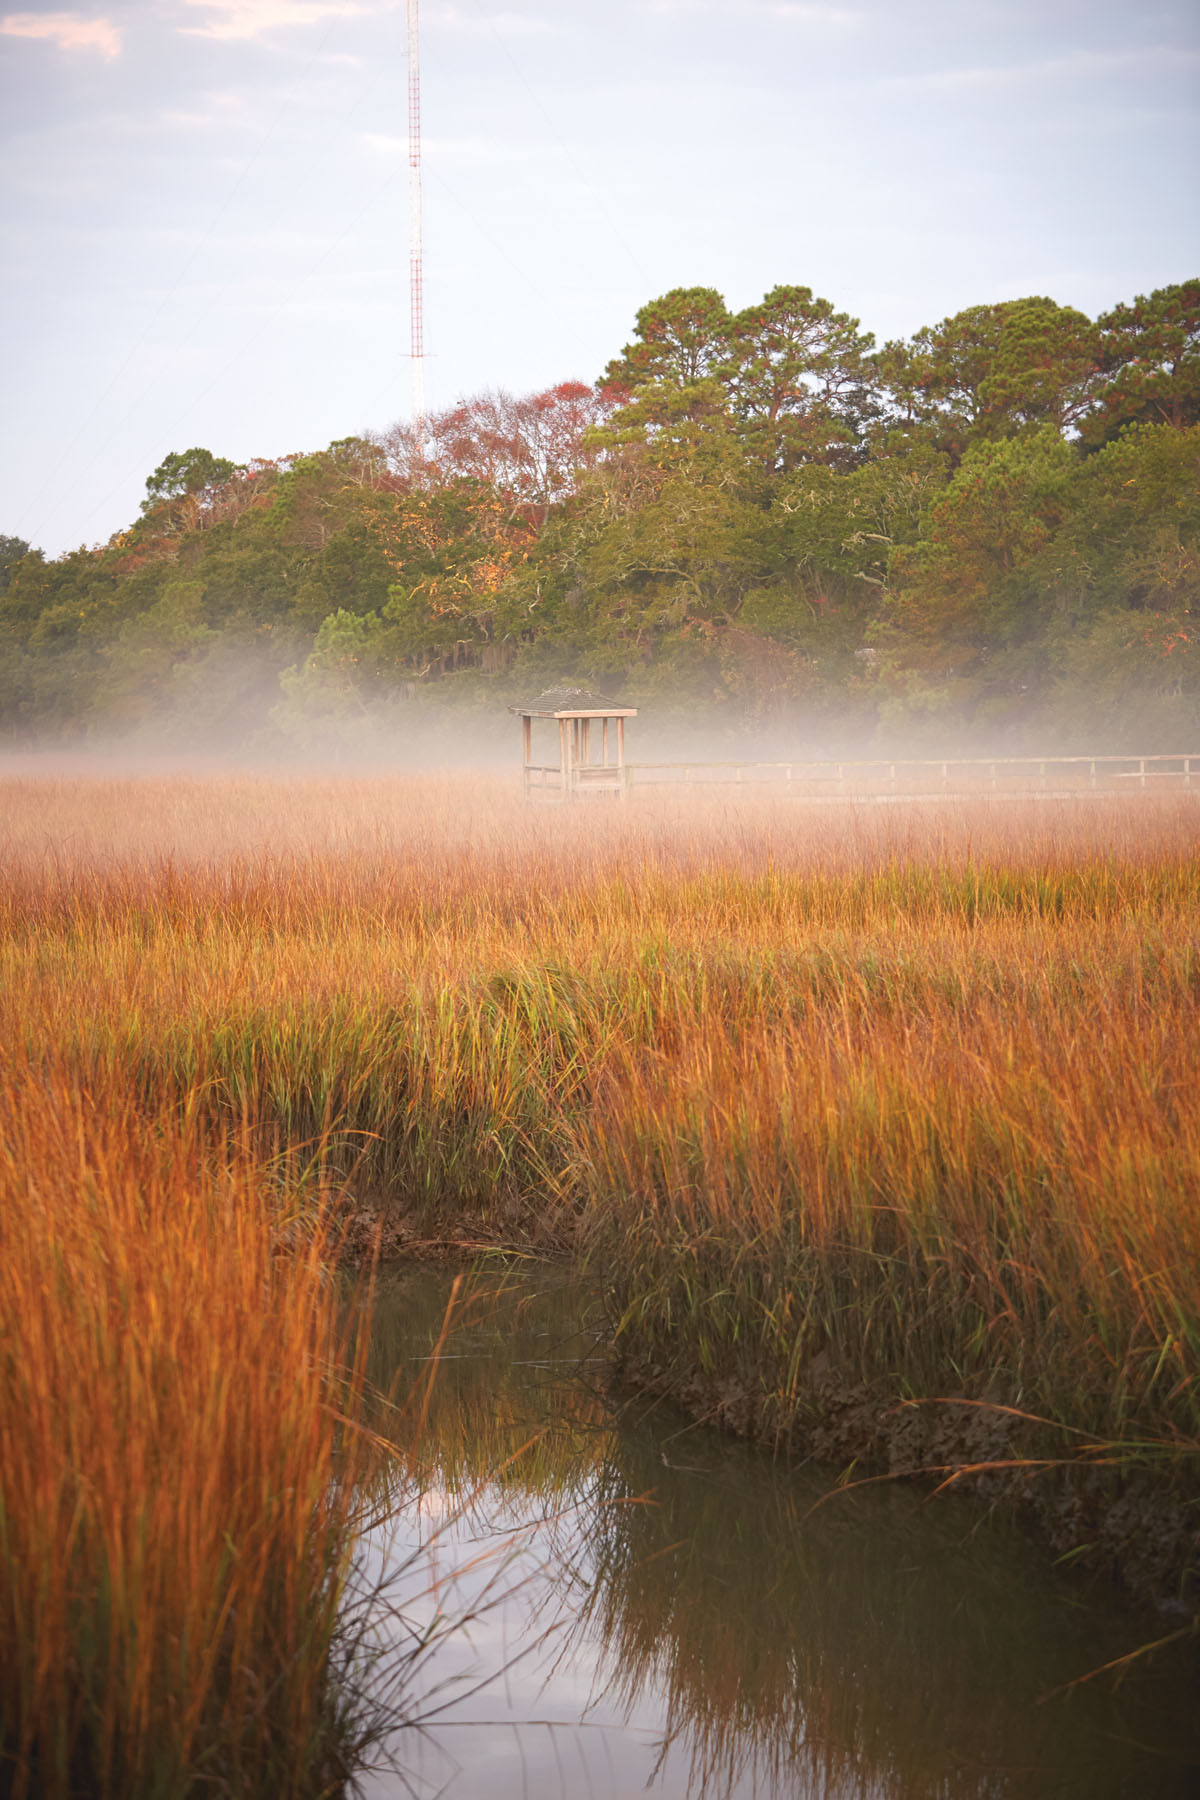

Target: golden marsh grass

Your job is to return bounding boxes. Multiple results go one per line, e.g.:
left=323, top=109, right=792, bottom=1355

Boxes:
left=0, top=1047, right=372, bottom=1798
left=1, top=771, right=1197, bottom=1688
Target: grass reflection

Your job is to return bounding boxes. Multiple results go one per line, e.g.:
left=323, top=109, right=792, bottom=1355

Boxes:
left=363, top=1267, right=1200, bottom=1800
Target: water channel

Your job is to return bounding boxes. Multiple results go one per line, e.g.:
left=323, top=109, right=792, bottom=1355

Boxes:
left=351, top=1268, right=1198, bottom=1800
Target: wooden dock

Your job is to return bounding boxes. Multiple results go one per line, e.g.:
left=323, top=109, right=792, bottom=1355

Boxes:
left=511, top=691, right=1198, bottom=802
left=620, top=753, right=1199, bottom=799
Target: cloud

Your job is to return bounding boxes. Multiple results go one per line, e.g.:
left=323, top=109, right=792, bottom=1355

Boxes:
left=180, top=0, right=367, bottom=40
left=0, top=11, right=121, bottom=56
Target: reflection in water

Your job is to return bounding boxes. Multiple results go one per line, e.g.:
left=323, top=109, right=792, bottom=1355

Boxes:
left=353, top=1269, right=1199, bottom=1800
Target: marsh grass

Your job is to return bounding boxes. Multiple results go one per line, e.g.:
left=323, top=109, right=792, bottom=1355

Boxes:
left=0, top=1050, right=373, bottom=1799
left=1, top=771, right=1198, bottom=1641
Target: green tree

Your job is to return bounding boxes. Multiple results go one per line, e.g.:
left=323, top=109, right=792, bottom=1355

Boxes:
left=0, top=535, right=33, bottom=594
left=141, top=448, right=238, bottom=510
left=0, top=546, right=114, bottom=738
left=603, top=287, right=733, bottom=393
left=724, top=285, right=878, bottom=472
left=137, top=447, right=242, bottom=539
left=1051, top=423, right=1200, bottom=617
left=1052, top=607, right=1198, bottom=747
left=877, top=298, right=1099, bottom=459
left=1086, top=280, right=1200, bottom=445
left=878, top=422, right=1200, bottom=741
left=271, top=607, right=413, bottom=751
left=885, top=428, right=1078, bottom=711
left=88, top=580, right=216, bottom=735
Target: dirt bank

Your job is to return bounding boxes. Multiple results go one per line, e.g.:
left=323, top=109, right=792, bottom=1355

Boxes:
left=611, top=1351, right=1200, bottom=1613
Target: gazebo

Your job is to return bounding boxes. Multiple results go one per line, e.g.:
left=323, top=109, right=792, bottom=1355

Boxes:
left=509, top=685, right=638, bottom=801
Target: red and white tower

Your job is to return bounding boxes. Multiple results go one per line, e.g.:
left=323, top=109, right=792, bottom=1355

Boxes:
left=406, top=0, right=425, bottom=433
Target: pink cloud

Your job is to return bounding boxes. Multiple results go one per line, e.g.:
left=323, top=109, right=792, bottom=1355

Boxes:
left=0, top=10, right=121, bottom=56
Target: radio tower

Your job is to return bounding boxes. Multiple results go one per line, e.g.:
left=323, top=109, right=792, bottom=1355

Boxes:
left=406, top=0, right=425, bottom=437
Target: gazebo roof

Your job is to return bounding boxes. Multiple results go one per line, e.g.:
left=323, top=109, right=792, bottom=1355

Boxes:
left=509, top=685, right=637, bottom=719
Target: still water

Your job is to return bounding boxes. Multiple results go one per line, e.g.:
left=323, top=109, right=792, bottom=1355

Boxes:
left=351, top=1268, right=1198, bottom=1800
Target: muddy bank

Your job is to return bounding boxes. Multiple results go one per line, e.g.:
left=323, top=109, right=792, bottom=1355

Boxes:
left=336, top=1192, right=1199, bottom=1610
left=611, top=1347, right=1200, bottom=1612
left=331, top=1192, right=560, bottom=1263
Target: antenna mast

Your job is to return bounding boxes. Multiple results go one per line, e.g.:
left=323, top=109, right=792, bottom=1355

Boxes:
left=406, top=0, right=425, bottom=433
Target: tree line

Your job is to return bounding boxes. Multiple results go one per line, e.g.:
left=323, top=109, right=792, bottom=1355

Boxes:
left=2, top=278, right=1196, bottom=753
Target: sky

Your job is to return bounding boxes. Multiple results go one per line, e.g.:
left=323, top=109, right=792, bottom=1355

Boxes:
left=2, top=0, right=1197, bottom=558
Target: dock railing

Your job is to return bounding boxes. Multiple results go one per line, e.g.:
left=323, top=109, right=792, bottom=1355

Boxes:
left=625, top=754, right=1200, bottom=797
left=524, top=762, right=631, bottom=797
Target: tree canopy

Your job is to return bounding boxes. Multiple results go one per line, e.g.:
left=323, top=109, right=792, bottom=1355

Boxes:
left=3, top=279, right=1197, bottom=754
